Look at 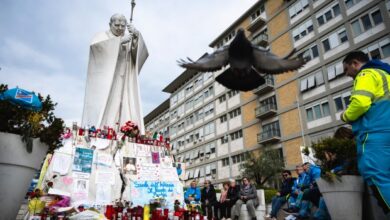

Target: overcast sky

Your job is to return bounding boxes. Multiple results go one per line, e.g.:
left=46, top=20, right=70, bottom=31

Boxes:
left=0, top=0, right=257, bottom=126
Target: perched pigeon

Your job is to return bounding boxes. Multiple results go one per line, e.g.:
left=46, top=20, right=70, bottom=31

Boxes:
left=178, top=29, right=306, bottom=91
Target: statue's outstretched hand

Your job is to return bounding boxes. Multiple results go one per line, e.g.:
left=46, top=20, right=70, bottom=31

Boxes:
left=127, top=24, right=139, bottom=38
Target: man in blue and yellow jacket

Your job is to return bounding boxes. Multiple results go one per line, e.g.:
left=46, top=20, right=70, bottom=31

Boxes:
left=342, top=51, right=390, bottom=212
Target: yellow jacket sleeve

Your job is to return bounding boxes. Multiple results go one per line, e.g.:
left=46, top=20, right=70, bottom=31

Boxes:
left=342, top=70, right=379, bottom=122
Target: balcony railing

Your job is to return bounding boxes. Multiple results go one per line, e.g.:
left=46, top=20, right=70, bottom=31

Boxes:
left=248, top=15, right=266, bottom=32
left=255, top=103, right=277, bottom=119
left=252, top=33, right=268, bottom=47
left=253, top=76, right=274, bottom=95
left=257, top=128, right=281, bottom=144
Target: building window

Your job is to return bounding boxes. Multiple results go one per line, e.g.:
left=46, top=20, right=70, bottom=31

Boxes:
left=230, top=130, right=243, bottom=141
left=222, top=158, right=230, bottom=167
left=322, top=28, right=348, bottom=52
left=210, top=142, right=216, bottom=154
left=345, top=0, right=362, bottom=9
left=227, top=90, right=239, bottom=98
left=229, top=107, right=241, bottom=119
left=203, top=72, right=213, bottom=81
left=204, top=103, right=214, bottom=116
left=316, top=3, right=341, bottom=26
left=185, top=98, right=194, bottom=111
left=220, top=114, right=228, bottom=123
left=298, top=45, right=319, bottom=62
left=204, top=86, right=214, bottom=99
left=221, top=135, right=228, bottom=144
left=195, top=109, right=204, bottom=121
left=250, top=4, right=265, bottom=22
left=300, top=71, right=324, bottom=92
left=219, top=94, right=226, bottom=103
left=327, top=60, right=344, bottom=81
left=261, top=121, right=280, bottom=139
left=186, top=115, right=194, bottom=126
left=306, top=101, right=331, bottom=122
left=361, top=38, right=390, bottom=60
left=232, top=154, right=246, bottom=164
left=334, top=92, right=351, bottom=112
left=204, top=122, right=215, bottom=136
left=193, top=93, right=203, bottom=106
left=260, top=96, right=277, bottom=109
left=194, top=76, right=203, bottom=89
left=292, top=19, right=314, bottom=42
left=351, top=9, right=383, bottom=37
left=289, top=0, right=309, bottom=19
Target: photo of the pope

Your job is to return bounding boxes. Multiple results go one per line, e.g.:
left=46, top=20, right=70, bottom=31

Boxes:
left=123, top=157, right=136, bottom=175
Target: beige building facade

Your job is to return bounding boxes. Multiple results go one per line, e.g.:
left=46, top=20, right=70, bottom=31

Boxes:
left=144, top=0, right=390, bottom=187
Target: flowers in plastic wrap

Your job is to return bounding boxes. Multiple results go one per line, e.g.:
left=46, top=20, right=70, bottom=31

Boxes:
left=120, top=121, right=140, bottom=139
left=28, top=189, right=46, bottom=215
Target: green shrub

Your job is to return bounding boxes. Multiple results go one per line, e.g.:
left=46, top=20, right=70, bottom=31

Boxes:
left=303, top=129, right=358, bottom=182
left=264, top=189, right=278, bottom=204
left=0, top=84, right=64, bottom=153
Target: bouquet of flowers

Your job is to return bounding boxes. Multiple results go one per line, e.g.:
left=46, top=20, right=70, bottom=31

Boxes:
left=120, top=121, right=140, bottom=138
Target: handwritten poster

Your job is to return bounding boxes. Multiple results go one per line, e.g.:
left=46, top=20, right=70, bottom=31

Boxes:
left=95, top=171, right=115, bottom=185
left=130, top=181, right=184, bottom=210
left=72, top=178, right=89, bottom=203
left=73, top=148, right=93, bottom=173
left=136, top=163, right=159, bottom=181
left=96, top=183, right=111, bottom=205
left=52, top=153, right=72, bottom=175
left=95, top=152, right=112, bottom=168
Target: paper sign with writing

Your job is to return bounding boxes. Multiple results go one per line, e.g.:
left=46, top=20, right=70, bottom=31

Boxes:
left=95, top=152, right=112, bottom=168
left=95, top=171, right=115, bottom=185
left=136, top=163, right=159, bottom=181
left=96, top=183, right=111, bottom=205
left=52, top=153, right=72, bottom=175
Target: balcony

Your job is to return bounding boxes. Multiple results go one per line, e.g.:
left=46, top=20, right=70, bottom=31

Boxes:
left=251, top=33, right=268, bottom=47
left=255, top=103, right=277, bottom=119
left=247, top=15, right=266, bottom=33
left=257, top=129, right=281, bottom=144
left=253, top=76, right=274, bottom=95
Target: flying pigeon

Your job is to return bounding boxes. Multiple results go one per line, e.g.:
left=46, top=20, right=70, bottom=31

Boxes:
left=178, top=29, right=306, bottom=91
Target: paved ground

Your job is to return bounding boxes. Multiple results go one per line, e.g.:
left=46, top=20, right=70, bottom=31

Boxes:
left=15, top=200, right=28, bottom=220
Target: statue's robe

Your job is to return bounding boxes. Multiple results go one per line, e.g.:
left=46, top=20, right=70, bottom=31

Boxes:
left=82, top=30, right=148, bottom=133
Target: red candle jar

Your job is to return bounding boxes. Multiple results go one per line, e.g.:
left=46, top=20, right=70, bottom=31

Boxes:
left=105, top=205, right=114, bottom=219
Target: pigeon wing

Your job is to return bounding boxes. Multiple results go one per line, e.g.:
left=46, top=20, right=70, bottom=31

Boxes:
left=252, top=47, right=306, bottom=74
left=178, top=46, right=229, bottom=72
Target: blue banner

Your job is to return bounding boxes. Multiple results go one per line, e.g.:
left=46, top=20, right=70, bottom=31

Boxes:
left=73, top=147, right=94, bottom=173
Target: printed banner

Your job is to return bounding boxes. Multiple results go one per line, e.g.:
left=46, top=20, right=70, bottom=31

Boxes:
left=73, top=147, right=94, bottom=173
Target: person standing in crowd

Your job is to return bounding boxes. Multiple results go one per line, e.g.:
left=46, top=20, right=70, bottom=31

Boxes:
left=184, top=180, right=201, bottom=204
left=216, top=182, right=230, bottom=220
left=201, top=180, right=218, bottom=219
left=341, top=51, right=390, bottom=213
left=265, top=170, right=295, bottom=220
left=231, top=177, right=259, bottom=220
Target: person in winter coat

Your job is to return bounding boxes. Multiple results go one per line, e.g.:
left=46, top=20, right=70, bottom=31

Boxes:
left=231, top=177, right=259, bottom=220
left=185, top=180, right=201, bottom=204
left=201, top=180, right=218, bottom=219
